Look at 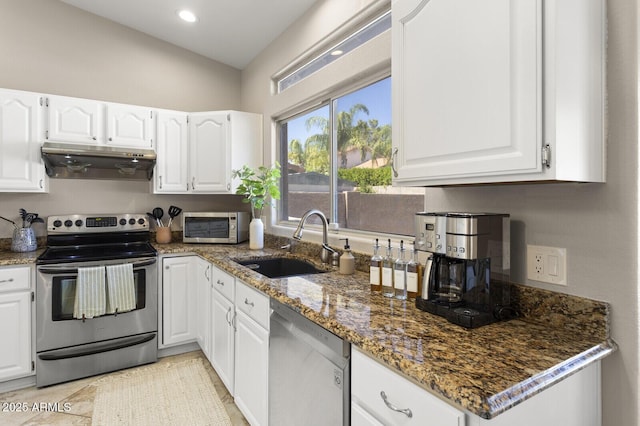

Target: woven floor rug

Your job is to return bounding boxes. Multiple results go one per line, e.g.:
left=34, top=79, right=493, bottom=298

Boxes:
left=91, top=358, right=232, bottom=426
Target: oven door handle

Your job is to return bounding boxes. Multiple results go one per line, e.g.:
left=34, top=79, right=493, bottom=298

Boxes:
left=38, top=257, right=157, bottom=274
left=38, top=333, right=156, bottom=361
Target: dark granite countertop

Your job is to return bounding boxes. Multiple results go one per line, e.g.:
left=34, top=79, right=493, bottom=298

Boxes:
left=0, top=240, right=615, bottom=419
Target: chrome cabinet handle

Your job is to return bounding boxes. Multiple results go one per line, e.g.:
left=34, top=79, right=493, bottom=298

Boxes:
left=225, top=307, right=232, bottom=325
left=216, top=279, right=225, bottom=286
left=390, top=148, right=399, bottom=178
left=244, top=298, right=254, bottom=307
left=159, top=176, right=163, bottom=189
left=39, top=179, right=44, bottom=189
left=0, top=278, right=15, bottom=284
left=380, top=391, right=412, bottom=418
left=204, top=265, right=210, bottom=281
left=191, top=177, right=195, bottom=190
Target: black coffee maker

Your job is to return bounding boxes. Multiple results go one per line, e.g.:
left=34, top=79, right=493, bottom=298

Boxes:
left=415, top=212, right=511, bottom=328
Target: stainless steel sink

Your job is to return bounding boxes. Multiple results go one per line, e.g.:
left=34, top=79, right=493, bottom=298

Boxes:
left=235, top=257, right=327, bottom=278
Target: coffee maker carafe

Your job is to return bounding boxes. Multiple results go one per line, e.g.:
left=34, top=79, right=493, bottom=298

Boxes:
left=415, top=212, right=510, bottom=328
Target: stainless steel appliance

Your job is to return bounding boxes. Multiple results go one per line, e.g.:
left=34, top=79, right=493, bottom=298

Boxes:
left=415, top=212, right=511, bottom=328
left=269, top=299, right=350, bottom=425
left=41, top=142, right=156, bottom=181
left=35, top=213, right=158, bottom=387
left=182, top=211, right=249, bottom=244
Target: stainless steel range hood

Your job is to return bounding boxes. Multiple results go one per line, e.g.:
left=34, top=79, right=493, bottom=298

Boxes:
left=41, top=142, right=156, bottom=181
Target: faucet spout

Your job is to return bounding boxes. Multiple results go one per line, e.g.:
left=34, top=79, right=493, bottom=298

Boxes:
left=292, top=209, right=336, bottom=264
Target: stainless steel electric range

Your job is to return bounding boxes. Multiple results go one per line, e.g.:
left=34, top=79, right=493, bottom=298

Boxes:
left=35, top=213, right=158, bottom=387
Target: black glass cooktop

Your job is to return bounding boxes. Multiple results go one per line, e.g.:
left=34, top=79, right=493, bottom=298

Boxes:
left=36, top=232, right=157, bottom=264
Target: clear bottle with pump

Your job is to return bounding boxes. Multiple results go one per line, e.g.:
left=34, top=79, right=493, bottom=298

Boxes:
left=339, top=238, right=355, bottom=275
left=406, top=241, right=421, bottom=298
left=381, top=239, right=395, bottom=297
left=370, top=239, right=382, bottom=291
left=394, top=240, right=408, bottom=300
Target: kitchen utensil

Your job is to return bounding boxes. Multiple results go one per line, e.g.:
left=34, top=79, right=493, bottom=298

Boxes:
left=167, top=205, right=182, bottom=227
left=153, top=207, right=164, bottom=226
left=0, top=216, right=18, bottom=230
left=146, top=212, right=158, bottom=226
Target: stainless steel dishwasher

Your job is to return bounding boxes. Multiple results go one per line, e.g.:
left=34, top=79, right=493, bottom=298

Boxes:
left=269, top=299, right=351, bottom=425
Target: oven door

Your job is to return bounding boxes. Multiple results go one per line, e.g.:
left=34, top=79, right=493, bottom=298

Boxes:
left=36, top=257, right=158, bottom=353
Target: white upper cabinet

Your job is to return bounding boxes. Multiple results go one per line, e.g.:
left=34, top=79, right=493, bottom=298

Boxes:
left=46, top=95, right=102, bottom=144
left=189, top=112, right=230, bottom=193
left=0, top=89, right=47, bottom=192
left=45, top=95, right=155, bottom=149
left=154, top=110, right=262, bottom=194
left=105, top=103, right=154, bottom=148
left=154, top=110, right=189, bottom=193
left=392, top=0, right=605, bottom=186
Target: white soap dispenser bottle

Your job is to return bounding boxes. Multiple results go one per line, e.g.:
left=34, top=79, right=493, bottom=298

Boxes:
left=339, top=238, right=355, bottom=275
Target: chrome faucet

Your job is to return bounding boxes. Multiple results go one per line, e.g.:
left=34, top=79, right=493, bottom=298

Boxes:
left=292, top=209, right=338, bottom=265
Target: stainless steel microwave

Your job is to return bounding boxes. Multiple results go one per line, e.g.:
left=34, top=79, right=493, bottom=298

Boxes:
left=182, top=212, right=249, bottom=244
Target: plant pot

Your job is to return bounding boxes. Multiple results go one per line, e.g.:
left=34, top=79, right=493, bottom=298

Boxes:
left=249, top=217, right=264, bottom=250
left=11, top=227, right=37, bottom=252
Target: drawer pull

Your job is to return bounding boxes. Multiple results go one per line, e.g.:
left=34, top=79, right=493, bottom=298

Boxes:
left=216, top=279, right=225, bottom=286
left=0, top=278, right=14, bottom=284
left=380, top=391, right=413, bottom=418
left=244, top=298, right=254, bottom=307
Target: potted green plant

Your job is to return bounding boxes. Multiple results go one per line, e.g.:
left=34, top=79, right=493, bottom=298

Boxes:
left=232, top=162, right=281, bottom=249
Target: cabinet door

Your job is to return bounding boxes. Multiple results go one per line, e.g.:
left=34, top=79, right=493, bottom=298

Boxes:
left=351, top=402, right=385, bottom=426
left=195, top=258, right=211, bottom=359
left=46, top=95, right=102, bottom=144
left=392, top=0, right=541, bottom=184
left=106, top=103, right=154, bottom=148
left=154, top=111, right=188, bottom=193
left=162, top=257, right=197, bottom=347
left=234, top=310, right=269, bottom=426
left=0, top=89, right=46, bottom=192
left=211, top=289, right=235, bottom=394
left=189, top=112, right=230, bottom=193
left=0, top=291, right=31, bottom=381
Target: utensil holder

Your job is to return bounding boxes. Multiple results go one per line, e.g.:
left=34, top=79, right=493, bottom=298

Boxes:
left=156, top=227, right=172, bottom=244
left=11, top=227, right=37, bottom=252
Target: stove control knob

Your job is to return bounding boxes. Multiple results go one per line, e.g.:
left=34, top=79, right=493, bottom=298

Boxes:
left=138, top=218, right=145, bottom=225
left=64, top=220, right=73, bottom=227
left=119, top=218, right=127, bottom=226
left=75, top=219, right=83, bottom=227
left=129, top=218, right=136, bottom=225
left=53, top=220, right=62, bottom=228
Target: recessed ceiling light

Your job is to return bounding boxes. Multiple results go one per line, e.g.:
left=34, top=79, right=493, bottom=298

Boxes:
left=177, top=9, right=197, bottom=23
left=330, top=50, right=344, bottom=56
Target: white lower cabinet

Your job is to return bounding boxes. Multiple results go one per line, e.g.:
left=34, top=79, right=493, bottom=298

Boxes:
left=161, top=256, right=198, bottom=347
left=195, top=257, right=212, bottom=359
left=233, top=280, right=269, bottom=426
left=353, top=347, right=602, bottom=426
left=209, top=266, right=269, bottom=426
left=211, top=269, right=236, bottom=394
left=352, top=347, right=465, bottom=426
left=0, top=266, right=33, bottom=382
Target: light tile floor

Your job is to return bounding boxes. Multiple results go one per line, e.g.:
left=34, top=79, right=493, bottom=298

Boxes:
left=0, top=351, right=249, bottom=425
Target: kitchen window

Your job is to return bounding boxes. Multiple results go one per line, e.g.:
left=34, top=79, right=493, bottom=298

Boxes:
left=278, top=77, right=424, bottom=236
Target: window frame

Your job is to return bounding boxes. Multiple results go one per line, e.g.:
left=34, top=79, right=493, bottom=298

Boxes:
left=277, top=74, right=415, bottom=240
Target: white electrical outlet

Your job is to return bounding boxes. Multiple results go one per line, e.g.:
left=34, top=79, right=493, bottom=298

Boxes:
left=526, top=245, right=567, bottom=285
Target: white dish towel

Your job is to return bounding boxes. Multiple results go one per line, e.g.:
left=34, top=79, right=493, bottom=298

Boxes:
left=73, top=266, right=107, bottom=319
left=106, top=263, right=136, bottom=314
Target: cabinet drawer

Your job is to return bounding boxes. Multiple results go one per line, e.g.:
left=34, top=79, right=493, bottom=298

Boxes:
left=352, top=348, right=465, bottom=426
left=212, top=267, right=235, bottom=301
left=235, top=280, right=269, bottom=329
left=0, top=266, right=31, bottom=293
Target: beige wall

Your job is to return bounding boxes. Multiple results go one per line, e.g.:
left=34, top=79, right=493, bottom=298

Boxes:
left=241, top=0, right=639, bottom=424
left=0, top=0, right=249, bottom=237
